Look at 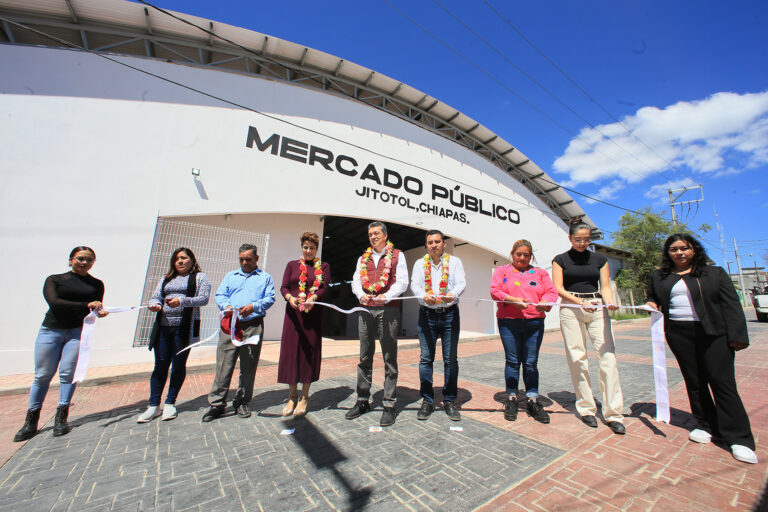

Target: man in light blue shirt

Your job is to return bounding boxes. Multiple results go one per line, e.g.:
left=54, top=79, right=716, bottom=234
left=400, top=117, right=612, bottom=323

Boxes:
left=203, top=244, right=275, bottom=422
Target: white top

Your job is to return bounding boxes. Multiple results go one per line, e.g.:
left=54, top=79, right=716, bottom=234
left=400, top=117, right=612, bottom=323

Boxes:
left=409, top=253, right=467, bottom=308
left=351, top=247, right=409, bottom=302
left=669, top=279, right=699, bottom=321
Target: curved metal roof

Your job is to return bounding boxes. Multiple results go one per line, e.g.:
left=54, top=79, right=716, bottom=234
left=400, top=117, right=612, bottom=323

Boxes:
left=0, top=0, right=596, bottom=231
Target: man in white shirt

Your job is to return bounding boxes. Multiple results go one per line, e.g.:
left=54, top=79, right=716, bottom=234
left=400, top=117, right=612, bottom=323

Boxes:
left=347, top=221, right=408, bottom=427
left=410, top=230, right=466, bottom=421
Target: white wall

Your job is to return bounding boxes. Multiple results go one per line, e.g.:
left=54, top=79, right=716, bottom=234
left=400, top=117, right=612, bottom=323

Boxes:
left=0, top=44, right=571, bottom=375
left=166, top=213, right=325, bottom=341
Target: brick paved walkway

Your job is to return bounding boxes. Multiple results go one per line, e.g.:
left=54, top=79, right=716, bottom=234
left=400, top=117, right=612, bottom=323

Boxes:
left=0, top=315, right=765, bottom=511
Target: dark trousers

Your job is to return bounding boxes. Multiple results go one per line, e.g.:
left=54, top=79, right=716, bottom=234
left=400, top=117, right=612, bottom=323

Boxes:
left=149, top=325, right=191, bottom=406
left=666, top=320, right=754, bottom=449
left=357, top=306, right=399, bottom=408
left=208, top=319, right=263, bottom=407
left=497, top=317, right=545, bottom=398
left=418, top=306, right=460, bottom=404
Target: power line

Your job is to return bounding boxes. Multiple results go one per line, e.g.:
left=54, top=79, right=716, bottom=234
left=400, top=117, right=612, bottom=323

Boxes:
left=481, top=0, right=696, bottom=184
left=381, top=0, right=663, bottom=207
left=135, top=1, right=647, bottom=216
left=431, top=0, right=670, bottom=187
left=1, top=15, right=639, bottom=221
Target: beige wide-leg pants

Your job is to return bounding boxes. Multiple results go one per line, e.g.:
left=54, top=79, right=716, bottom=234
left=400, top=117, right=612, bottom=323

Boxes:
left=559, top=307, right=624, bottom=423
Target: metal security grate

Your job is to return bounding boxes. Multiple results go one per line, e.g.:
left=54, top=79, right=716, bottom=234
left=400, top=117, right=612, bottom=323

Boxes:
left=133, top=218, right=270, bottom=347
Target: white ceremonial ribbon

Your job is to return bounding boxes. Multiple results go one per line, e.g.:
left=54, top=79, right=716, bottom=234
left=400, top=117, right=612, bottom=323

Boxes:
left=175, top=311, right=224, bottom=355
left=230, top=310, right=261, bottom=347
left=639, top=305, right=670, bottom=423
left=305, top=301, right=374, bottom=316
left=428, top=297, right=672, bottom=423
left=74, top=306, right=142, bottom=383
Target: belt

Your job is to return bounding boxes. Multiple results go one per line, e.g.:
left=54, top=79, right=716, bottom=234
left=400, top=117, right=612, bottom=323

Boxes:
left=420, top=304, right=457, bottom=314
left=571, top=292, right=601, bottom=298
left=238, top=316, right=264, bottom=326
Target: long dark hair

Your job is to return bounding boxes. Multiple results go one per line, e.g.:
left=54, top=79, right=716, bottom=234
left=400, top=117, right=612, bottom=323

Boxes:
left=660, top=233, right=708, bottom=277
left=164, top=247, right=202, bottom=280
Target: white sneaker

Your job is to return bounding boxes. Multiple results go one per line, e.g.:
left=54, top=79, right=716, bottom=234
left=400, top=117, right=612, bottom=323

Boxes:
left=136, top=406, right=158, bottom=423
left=731, top=445, right=758, bottom=464
left=688, top=429, right=712, bottom=444
left=162, top=404, right=178, bottom=421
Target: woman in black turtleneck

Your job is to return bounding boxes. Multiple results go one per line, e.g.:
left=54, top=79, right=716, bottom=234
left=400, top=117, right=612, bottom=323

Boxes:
left=552, top=219, right=625, bottom=435
left=13, top=246, right=108, bottom=442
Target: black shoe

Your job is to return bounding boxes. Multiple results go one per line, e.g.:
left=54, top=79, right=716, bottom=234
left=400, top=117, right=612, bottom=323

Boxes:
left=234, top=402, right=251, bottom=418
left=13, top=409, right=40, bottom=442
left=417, top=401, right=434, bottom=420
left=526, top=399, right=550, bottom=424
left=607, top=421, right=626, bottom=435
left=380, top=407, right=397, bottom=427
left=202, top=406, right=225, bottom=422
left=52, top=405, right=71, bottom=437
left=580, top=415, right=598, bottom=428
left=345, top=400, right=371, bottom=420
left=444, top=401, right=461, bottom=421
left=504, top=397, right=518, bottom=421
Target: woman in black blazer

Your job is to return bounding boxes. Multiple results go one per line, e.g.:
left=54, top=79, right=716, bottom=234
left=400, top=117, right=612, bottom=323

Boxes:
left=646, top=233, right=756, bottom=464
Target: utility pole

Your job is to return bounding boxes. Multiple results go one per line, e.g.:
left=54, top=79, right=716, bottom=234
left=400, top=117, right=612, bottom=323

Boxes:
left=734, top=237, right=748, bottom=306
left=668, top=185, right=704, bottom=226
left=750, top=253, right=761, bottom=289
left=668, top=189, right=677, bottom=225
left=714, top=206, right=727, bottom=268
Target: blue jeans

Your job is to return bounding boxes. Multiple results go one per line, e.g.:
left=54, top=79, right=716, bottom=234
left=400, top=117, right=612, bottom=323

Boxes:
left=149, top=326, right=191, bottom=406
left=418, top=306, right=460, bottom=404
left=28, top=325, right=82, bottom=410
left=498, top=318, right=545, bottom=398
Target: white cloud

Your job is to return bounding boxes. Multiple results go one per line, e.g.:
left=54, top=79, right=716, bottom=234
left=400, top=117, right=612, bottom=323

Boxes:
left=552, top=91, right=768, bottom=186
left=583, top=180, right=627, bottom=204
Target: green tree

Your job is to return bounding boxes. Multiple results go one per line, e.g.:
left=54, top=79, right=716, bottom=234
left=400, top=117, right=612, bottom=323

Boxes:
left=611, top=208, right=709, bottom=291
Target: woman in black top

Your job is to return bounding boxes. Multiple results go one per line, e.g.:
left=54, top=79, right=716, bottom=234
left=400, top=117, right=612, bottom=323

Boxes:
left=646, top=233, right=757, bottom=464
left=552, top=219, right=624, bottom=434
left=13, top=246, right=108, bottom=442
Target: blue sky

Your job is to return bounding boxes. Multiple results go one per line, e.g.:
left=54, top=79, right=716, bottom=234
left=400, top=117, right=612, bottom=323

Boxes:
left=139, top=0, right=768, bottom=268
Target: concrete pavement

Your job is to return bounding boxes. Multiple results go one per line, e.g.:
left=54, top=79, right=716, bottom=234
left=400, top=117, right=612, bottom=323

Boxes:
left=0, top=315, right=765, bottom=511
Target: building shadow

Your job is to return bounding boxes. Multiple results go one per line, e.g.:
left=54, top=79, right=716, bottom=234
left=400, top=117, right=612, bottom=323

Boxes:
left=291, top=417, right=372, bottom=511
left=281, top=385, right=356, bottom=417
left=546, top=390, right=578, bottom=414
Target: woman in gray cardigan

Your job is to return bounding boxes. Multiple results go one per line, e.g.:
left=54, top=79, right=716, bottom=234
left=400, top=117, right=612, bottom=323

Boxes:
left=137, top=248, right=210, bottom=423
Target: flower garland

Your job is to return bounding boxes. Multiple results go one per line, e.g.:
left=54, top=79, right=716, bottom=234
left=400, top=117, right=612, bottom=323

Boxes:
left=298, top=258, right=323, bottom=312
left=360, top=241, right=394, bottom=293
left=424, top=253, right=450, bottom=304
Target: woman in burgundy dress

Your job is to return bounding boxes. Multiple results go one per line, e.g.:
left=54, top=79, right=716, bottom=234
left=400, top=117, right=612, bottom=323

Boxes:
left=279, top=232, right=331, bottom=418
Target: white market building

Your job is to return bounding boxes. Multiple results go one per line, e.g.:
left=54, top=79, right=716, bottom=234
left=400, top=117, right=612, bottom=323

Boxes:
left=0, top=0, right=598, bottom=375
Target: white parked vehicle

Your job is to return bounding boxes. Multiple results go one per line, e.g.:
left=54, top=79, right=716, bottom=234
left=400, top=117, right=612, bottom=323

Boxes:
left=752, top=286, right=768, bottom=322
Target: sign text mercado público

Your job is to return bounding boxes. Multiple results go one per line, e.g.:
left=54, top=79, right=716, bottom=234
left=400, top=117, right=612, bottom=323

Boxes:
left=246, top=126, right=521, bottom=226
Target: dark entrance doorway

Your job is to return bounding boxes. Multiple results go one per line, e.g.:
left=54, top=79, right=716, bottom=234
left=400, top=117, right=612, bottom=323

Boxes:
left=320, top=216, right=427, bottom=337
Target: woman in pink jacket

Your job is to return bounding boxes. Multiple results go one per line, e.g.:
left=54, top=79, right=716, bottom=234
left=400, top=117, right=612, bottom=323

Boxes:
left=490, top=239, right=558, bottom=423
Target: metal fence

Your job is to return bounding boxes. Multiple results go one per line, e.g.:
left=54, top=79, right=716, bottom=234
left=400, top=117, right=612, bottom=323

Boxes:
left=133, top=219, right=269, bottom=347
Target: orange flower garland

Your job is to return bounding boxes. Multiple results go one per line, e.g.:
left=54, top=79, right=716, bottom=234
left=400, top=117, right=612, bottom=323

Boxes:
left=424, top=253, right=450, bottom=304
left=360, top=241, right=394, bottom=293
left=298, top=258, right=323, bottom=313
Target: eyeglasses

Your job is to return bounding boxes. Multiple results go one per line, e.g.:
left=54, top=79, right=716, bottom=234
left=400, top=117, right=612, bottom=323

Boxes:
left=74, top=257, right=94, bottom=263
left=571, top=238, right=590, bottom=244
